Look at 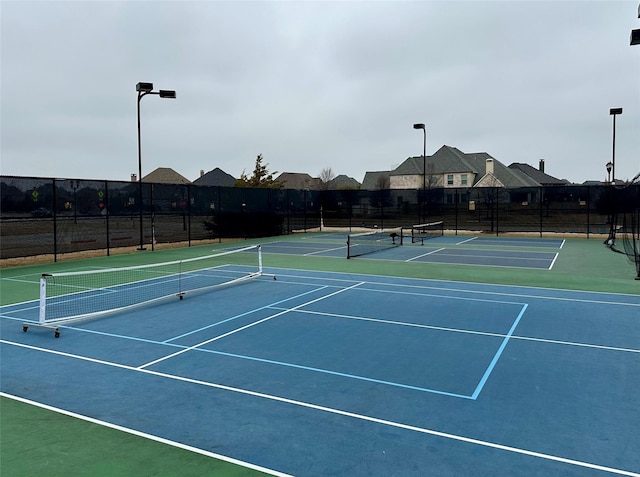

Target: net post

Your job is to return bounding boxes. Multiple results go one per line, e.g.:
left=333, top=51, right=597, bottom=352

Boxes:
left=39, top=274, right=49, bottom=324
left=258, top=244, right=263, bottom=274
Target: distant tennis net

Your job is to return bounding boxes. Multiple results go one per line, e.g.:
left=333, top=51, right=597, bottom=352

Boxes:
left=411, top=221, right=444, bottom=244
left=347, top=228, right=403, bottom=259
left=25, top=245, right=263, bottom=337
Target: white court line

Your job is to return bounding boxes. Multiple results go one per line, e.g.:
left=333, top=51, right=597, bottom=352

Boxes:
left=405, top=248, right=444, bottom=262
left=2, top=339, right=638, bottom=477
left=1, top=277, right=41, bottom=285
left=137, top=282, right=366, bottom=369
left=455, top=236, right=478, bottom=245
left=270, top=307, right=640, bottom=354
left=255, top=270, right=640, bottom=307
left=432, top=252, right=553, bottom=261
left=548, top=252, right=559, bottom=270
left=0, top=392, right=293, bottom=477
left=304, top=245, right=346, bottom=256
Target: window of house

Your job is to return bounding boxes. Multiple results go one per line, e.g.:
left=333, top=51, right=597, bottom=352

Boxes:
left=461, top=174, right=468, bottom=186
left=447, top=174, right=454, bottom=185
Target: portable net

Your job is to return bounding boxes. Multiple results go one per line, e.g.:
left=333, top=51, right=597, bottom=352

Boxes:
left=347, top=228, right=402, bottom=259
left=26, top=245, right=263, bottom=336
left=411, top=221, right=444, bottom=244
left=605, top=172, right=640, bottom=280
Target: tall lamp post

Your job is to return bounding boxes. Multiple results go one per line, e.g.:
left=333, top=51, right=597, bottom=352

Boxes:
left=136, top=82, right=176, bottom=251
left=413, top=123, right=426, bottom=223
left=609, top=107, right=622, bottom=185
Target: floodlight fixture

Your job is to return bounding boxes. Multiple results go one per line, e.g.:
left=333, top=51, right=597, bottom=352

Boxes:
left=159, top=90, right=177, bottom=99
left=136, top=82, right=154, bottom=93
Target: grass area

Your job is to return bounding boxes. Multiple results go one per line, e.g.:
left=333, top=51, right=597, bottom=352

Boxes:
left=0, top=396, right=275, bottom=477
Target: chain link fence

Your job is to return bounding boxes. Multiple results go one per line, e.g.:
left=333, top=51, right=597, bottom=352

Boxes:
left=2, top=175, right=632, bottom=260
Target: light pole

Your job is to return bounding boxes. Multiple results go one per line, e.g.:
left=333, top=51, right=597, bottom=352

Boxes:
left=631, top=3, right=639, bottom=45
left=609, top=107, right=622, bottom=185
left=413, top=123, right=426, bottom=223
left=136, top=82, right=176, bottom=251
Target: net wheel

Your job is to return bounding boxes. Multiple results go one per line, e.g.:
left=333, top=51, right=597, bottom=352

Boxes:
left=54, top=329, right=60, bottom=338
left=22, top=325, right=28, bottom=332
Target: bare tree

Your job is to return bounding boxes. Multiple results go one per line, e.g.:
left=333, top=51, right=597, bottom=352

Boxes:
left=376, top=175, right=390, bottom=190
left=319, top=167, right=335, bottom=190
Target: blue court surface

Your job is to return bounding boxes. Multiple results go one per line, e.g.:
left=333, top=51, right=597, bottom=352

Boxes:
left=260, top=234, right=562, bottom=269
left=1, top=266, right=639, bottom=476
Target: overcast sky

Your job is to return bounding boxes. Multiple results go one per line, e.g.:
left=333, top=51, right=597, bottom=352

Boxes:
left=2, top=0, right=639, bottom=186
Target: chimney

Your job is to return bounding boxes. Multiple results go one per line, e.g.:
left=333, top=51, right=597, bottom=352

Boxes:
left=131, top=174, right=137, bottom=182
left=200, top=169, right=205, bottom=177
left=486, top=158, right=494, bottom=175
left=539, top=159, right=545, bottom=173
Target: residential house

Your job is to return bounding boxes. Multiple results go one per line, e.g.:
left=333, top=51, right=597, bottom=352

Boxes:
left=141, top=167, right=190, bottom=184
left=508, top=161, right=567, bottom=186
left=390, top=145, right=541, bottom=190
left=193, top=168, right=236, bottom=187
left=138, top=168, right=191, bottom=213
left=389, top=145, right=545, bottom=206
left=327, top=174, right=360, bottom=190
left=361, top=171, right=391, bottom=190
left=275, top=172, right=323, bottom=190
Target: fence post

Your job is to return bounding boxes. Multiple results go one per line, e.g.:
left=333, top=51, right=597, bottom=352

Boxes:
left=52, top=178, right=58, bottom=262
left=187, top=185, right=192, bottom=246
left=586, top=185, right=591, bottom=238
left=105, top=181, right=110, bottom=256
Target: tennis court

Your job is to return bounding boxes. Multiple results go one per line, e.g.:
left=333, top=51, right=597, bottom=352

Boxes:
left=1, top=234, right=639, bottom=476
left=260, top=231, right=562, bottom=269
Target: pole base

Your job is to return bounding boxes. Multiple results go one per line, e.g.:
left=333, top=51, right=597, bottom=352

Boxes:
left=137, top=247, right=147, bottom=251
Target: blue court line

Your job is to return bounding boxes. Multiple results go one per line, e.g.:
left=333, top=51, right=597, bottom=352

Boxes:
left=471, top=303, right=528, bottom=400
left=187, top=347, right=475, bottom=399
left=164, top=285, right=330, bottom=343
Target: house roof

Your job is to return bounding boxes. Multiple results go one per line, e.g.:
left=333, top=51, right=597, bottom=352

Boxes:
left=361, top=171, right=391, bottom=190
left=275, top=172, right=323, bottom=190
left=392, top=146, right=484, bottom=176
left=192, top=167, right=236, bottom=187
left=508, top=163, right=566, bottom=186
left=327, top=174, right=360, bottom=190
left=391, top=145, right=542, bottom=188
left=142, top=167, right=190, bottom=184
left=467, top=154, right=541, bottom=188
